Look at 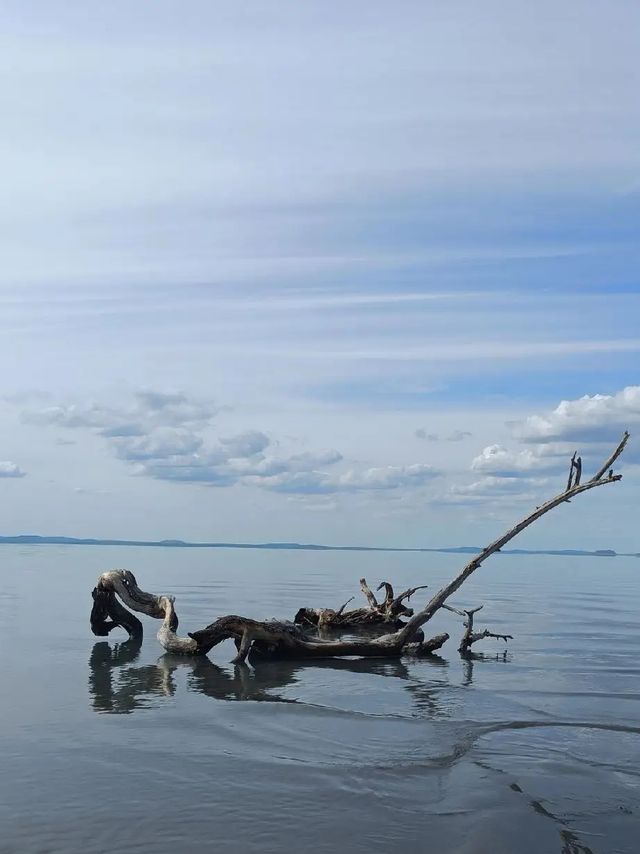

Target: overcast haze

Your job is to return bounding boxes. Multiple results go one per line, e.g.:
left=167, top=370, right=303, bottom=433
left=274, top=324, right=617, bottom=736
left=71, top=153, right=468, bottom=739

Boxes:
left=1, top=1, right=639, bottom=549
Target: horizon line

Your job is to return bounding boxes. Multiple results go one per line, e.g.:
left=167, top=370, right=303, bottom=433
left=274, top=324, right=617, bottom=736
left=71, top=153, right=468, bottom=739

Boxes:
left=0, top=534, right=635, bottom=557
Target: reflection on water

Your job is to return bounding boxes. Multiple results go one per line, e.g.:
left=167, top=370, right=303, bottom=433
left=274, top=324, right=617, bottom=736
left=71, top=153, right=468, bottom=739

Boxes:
left=461, top=650, right=509, bottom=686
left=88, top=641, right=451, bottom=714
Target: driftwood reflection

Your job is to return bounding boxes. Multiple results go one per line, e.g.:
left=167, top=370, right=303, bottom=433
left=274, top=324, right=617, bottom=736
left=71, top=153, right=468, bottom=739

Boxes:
left=462, top=650, right=510, bottom=686
left=88, top=640, right=450, bottom=715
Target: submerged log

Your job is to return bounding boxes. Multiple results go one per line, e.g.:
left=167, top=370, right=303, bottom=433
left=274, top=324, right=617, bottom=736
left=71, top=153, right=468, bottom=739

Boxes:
left=90, top=433, right=629, bottom=662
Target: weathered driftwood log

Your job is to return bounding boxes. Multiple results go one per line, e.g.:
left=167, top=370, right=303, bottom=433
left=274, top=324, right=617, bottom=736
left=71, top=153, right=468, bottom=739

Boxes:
left=90, top=586, right=143, bottom=639
left=293, top=578, right=429, bottom=630
left=443, top=604, right=513, bottom=654
left=90, top=433, right=629, bottom=661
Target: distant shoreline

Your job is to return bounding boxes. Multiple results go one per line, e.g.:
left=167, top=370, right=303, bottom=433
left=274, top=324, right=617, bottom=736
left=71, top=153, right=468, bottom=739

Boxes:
left=0, top=535, right=636, bottom=557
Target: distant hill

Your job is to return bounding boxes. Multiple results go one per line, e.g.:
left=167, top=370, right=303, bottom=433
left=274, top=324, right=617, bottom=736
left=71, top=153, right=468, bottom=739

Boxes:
left=0, top=534, right=634, bottom=557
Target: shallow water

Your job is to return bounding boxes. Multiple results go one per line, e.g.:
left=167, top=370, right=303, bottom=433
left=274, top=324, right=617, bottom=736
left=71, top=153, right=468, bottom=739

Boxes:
left=0, top=546, right=638, bottom=854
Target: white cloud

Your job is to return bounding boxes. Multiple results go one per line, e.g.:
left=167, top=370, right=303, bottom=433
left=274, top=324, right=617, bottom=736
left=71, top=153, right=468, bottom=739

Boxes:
left=23, top=402, right=118, bottom=430
left=227, top=449, right=342, bottom=478
left=471, top=443, right=567, bottom=477
left=137, top=457, right=237, bottom=487
left=131, top=390, right=217, bottom=427
left=219, top=431, right=270, bottom=458
left=252, top=463, right=440, bottom=495
left=444, top=475, right=549, bottom=505
left=18, top=391, right=441, bottom=498
left=113, top=428, right=204, bottom=462
left=514, top=386, right=640, bottom=443
left=246, top=470, right=333, bottom=494
left=335, top=464, right=439, bottom=491
left=22, top=390, right=218, bottom=436
left=0, top=461, right=26, bottom=478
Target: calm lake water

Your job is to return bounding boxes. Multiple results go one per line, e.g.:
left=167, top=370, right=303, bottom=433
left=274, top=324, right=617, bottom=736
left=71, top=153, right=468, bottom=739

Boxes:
left=0, top=545, right=638, bottom=854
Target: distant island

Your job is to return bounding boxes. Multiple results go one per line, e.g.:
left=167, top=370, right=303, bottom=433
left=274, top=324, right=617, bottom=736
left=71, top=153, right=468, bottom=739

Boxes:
left=0, top=534, right=636, bottom=557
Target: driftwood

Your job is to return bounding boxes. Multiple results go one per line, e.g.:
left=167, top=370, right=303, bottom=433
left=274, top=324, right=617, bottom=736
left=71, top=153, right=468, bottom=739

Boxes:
left=293, top=578, right=428, bottom=630
left=90, top=432, right=629, bottom=661
left=442, top=604, right=513, bottom=654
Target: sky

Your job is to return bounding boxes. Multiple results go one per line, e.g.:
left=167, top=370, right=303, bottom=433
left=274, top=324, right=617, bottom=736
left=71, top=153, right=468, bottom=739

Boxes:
left=1, top=1, right=639, bottom=550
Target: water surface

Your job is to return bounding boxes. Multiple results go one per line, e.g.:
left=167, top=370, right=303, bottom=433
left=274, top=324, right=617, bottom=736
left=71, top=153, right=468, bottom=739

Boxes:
left=1, top=546, right=638, bottom=853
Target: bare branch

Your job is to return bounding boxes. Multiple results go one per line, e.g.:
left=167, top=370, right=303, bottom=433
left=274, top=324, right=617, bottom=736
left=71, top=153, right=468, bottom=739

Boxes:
left=589, top=430, right=629, bottom=482
left=396, top=432, right=628, bottom=646
left=574, top=456, right=582, bottom=487
left=335, top=596, right=355, bottom=616
left=393, top=584, right=429, bottom=606
left=359, top=577, right=379, bottom=609
left=442, top=603, right=466, bottom=618
left=566, top=451, right=577, bottom=492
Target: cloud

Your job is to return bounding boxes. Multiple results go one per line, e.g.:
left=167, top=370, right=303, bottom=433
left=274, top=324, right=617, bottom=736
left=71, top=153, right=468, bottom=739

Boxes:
left=415, top=428, right=439, bottom=441
left=131, top=390, right=217, bottom=427
left=19, top=390, right=441, bottom=497
left=514, top=386, right=640, bottom=443
left=228, top=449, right=343, bottom=478
left=416, top=428, right=472, bottom=442
left=0, top=461, right=26, bottom=478
left=113, top=428, right=204, bottom=462
left=22, top=390, right=218, bottom=436
left=444, top=475, right=549, bottom=505
left=447, top=430, right=472, bottom=442
left=252, top=463, right=440, bottom=495
left=219, top=430, right=270, bottom=457
left=471, top=443, right=567, bottom=478
left=246, top=470, right=333, bottom=495
left=138, top=457, right=237, bottom=487
left=336, top=464, right=439, bottom=491
left=24, top=403, right=117, bottom=430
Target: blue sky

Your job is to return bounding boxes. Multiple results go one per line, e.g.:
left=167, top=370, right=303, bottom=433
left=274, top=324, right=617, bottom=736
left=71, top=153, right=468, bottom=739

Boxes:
left=1, top=1, right=639, bottom=549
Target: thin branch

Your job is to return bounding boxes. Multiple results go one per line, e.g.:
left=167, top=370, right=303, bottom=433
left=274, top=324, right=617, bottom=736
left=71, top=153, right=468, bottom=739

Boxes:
left=335, top=596, right=355, bottom=616
left=396, top=433, right=628, bottom=646
left=393, top=584, right=429, bottom=606
left=566, top=451, right=577, bottom=492
left=442, top=603, right=466, bottom=618
left=590, top=431, right=629, bottom=482
left=574, top=456, right=582, bottom=487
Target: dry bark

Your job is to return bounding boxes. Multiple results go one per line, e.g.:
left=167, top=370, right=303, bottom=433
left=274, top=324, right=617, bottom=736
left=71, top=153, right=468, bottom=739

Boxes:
left=90, top=433, right=629, bottom=661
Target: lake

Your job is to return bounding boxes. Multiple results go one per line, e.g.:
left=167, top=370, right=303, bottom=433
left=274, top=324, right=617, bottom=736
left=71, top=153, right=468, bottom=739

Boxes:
left=0, top=545, right=638, bottom=854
